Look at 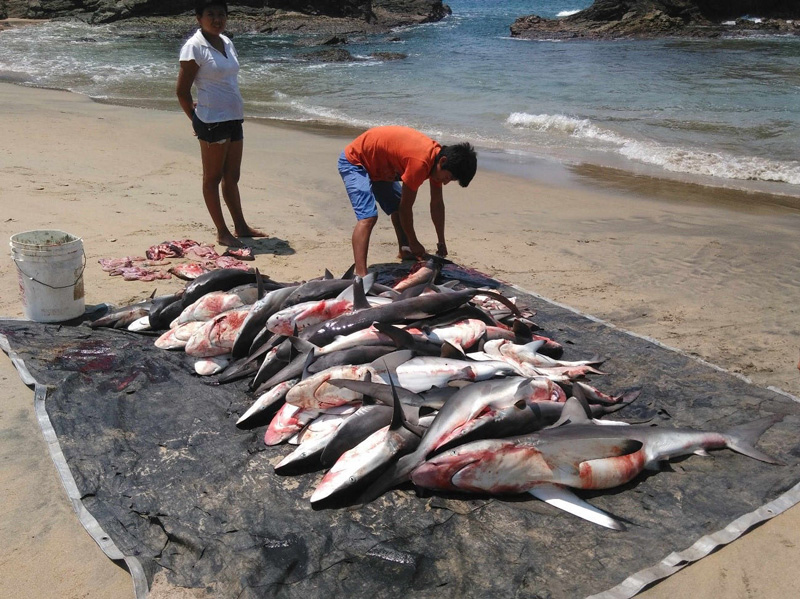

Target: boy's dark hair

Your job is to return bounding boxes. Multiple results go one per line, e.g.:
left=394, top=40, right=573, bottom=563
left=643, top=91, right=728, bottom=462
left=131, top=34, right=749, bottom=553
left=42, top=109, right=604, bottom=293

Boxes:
left=437, top=142, right=477, bottom=187
left=195, top=1, right=228, bottom=16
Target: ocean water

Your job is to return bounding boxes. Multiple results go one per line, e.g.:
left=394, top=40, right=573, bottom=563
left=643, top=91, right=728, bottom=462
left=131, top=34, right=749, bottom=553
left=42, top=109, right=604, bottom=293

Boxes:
left=1, top=0, right=799, bottom=195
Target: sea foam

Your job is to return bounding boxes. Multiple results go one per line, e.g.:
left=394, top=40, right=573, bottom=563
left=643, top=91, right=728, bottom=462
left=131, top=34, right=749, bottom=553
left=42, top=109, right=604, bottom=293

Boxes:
left=507, top=112, right=800, bottom=185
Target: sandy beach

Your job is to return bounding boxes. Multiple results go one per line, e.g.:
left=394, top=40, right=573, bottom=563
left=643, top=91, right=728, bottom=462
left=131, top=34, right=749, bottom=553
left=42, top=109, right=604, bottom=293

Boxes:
left=1, top=80, right=799, bottom=598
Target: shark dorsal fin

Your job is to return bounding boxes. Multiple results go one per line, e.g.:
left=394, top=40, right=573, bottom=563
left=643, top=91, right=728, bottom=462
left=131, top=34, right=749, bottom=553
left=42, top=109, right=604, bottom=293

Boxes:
left=546, top=395, right=593, bottom=429
left=254, top=268, right=265, bottom=299
left=387, top=368, right=405, bottom=431
left=361, top=271, right=376, bottom=294
left=398, top=282, right=432, bottom=299
left=361, top=371, right=376, bottom=406
left=351, top=276, right=370, bottom=311
left=512, top=318, right=531, bottom=341
left=384, top=365, right=425, bottom=437
left=300, top=346, right=316, bottom=380
left=440, top=341, right=466, bottom=360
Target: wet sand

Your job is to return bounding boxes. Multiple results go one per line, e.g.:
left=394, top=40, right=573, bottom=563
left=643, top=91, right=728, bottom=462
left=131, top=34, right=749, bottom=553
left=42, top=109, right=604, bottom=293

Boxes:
left=0, top=82, right=799, bottom=598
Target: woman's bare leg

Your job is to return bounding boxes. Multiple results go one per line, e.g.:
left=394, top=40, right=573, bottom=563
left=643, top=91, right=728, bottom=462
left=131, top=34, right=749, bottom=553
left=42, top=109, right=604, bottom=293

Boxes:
left=221, top=140, right=266, bottom=240
left=199, top=139, right=240, bottom=247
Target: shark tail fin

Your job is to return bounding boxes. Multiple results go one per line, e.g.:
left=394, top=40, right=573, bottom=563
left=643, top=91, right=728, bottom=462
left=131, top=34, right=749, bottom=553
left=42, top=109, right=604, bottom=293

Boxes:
left=724, top=415, right=784, bottom=465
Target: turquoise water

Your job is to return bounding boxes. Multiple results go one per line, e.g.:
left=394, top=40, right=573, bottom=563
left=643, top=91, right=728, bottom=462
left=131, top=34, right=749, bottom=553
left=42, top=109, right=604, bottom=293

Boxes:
left=1, top=1, right=799, bottom=193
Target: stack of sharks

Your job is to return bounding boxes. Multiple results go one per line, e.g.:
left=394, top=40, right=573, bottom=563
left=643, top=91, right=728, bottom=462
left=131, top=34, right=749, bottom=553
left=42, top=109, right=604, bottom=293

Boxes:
left=91, top=260, right=783, bottom=531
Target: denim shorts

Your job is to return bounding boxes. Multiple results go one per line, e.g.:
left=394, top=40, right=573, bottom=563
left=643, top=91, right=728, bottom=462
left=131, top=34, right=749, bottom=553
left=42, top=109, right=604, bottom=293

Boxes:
left=192, top=113, right=244, bottom=144
left=338, top=152, right=401, bottom=220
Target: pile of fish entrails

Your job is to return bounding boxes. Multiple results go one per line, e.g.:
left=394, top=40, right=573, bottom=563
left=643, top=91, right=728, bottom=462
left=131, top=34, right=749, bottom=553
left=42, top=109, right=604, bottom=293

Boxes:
left=91, top=261, right=783, bottom=530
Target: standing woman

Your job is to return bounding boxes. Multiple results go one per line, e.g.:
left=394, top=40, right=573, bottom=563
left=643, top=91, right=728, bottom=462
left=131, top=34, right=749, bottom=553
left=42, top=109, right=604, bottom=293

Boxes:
left=176, top=0, right=265, bottom=248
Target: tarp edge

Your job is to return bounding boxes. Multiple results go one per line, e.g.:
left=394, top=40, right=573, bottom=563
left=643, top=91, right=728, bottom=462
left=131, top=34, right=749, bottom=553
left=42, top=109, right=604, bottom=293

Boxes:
left=0, top=332, right=150, bottom=599
left=586, top=480, right=800, bottom=599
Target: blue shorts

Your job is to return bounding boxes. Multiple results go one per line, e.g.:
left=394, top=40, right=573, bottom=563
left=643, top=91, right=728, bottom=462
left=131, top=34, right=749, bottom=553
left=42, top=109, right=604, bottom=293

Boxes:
left=192, top=112, right=244, bottom=144
left=338, top=152, right=401, bottom=220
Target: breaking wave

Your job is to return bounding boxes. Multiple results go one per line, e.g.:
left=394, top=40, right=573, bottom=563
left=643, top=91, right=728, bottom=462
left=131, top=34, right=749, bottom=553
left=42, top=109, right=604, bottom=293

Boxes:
left=506, top=112, right=800, bottom=185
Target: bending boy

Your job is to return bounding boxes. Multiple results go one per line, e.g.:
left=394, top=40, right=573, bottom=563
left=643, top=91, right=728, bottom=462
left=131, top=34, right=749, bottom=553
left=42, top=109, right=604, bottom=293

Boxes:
left=338, top=125, right=477, bottom=277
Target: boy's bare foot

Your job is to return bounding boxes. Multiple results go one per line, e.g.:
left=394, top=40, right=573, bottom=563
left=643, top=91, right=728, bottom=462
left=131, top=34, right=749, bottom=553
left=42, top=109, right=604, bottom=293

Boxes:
left=235, top=226, right=267, bottom=238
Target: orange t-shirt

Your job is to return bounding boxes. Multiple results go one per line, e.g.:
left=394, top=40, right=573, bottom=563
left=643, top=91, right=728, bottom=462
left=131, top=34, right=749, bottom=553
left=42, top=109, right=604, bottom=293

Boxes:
left=345, top=126, right=442, bottom=192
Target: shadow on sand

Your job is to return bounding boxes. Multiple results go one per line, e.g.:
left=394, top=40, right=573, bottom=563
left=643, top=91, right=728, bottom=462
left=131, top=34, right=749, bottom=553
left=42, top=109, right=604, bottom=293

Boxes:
left=242, top=236, right=295, bottom=257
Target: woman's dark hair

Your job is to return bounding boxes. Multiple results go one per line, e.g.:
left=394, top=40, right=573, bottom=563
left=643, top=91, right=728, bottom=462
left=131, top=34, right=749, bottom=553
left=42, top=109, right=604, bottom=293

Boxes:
left=195, top=1, right=228, bottom=16
left=438, top=142, right=477, bottom=187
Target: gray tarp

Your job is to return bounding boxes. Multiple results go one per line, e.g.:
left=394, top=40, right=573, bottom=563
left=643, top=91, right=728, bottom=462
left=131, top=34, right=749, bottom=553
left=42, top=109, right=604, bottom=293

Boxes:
left=1, top=262, right=799, bottom=599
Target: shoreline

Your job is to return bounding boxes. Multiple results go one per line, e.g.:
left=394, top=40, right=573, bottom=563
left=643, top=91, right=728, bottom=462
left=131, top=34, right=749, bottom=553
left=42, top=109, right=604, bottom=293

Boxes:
left=0, top=79, right=783, bottom=207
left=1, top=82, right=800, bottom=599
left=253, top=113, right=800, bottom=206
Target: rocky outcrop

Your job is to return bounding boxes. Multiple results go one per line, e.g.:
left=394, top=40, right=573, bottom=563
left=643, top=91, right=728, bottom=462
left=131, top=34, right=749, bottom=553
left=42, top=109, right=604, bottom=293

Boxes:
left=297, top=47, right=407, bottom=61
left=509, top=1, right=800, bottom=40
left=2, top=1, right=451, bottom=32
left=251, top=1, right=451, bottom=36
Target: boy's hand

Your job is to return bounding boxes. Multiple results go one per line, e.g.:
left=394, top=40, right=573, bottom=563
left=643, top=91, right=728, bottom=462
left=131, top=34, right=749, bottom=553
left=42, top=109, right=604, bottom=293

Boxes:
left=409, top=240, right=426, bottom=259
left=436, top=242, right=448, bottom=258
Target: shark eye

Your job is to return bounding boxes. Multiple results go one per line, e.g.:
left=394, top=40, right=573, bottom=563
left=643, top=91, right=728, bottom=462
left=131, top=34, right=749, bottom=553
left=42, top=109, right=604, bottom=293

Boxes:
left=349, top=476, right=356, bottom=483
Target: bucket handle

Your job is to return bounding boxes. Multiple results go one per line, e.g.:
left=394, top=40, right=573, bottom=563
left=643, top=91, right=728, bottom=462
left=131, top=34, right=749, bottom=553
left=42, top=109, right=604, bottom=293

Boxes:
left=14, top=249, right=87, bottom=290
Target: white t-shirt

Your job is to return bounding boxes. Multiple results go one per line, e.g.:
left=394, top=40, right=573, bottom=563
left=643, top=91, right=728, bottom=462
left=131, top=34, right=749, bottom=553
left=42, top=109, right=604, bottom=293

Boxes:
left=179, top=29, right=244, bottom=123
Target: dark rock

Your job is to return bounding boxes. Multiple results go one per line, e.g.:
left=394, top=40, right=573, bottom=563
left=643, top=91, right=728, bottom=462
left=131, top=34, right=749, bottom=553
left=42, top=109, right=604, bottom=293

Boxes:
left=299, top=47, right=358, bottom=62
left=322, top=34, right=347, bottom=44
left=3, top=1, right=452, bottom=34
left=509, top=1, right=800, bottom=40
left=371, top=51, right=407, bottom=60
left=372, top=0, right=451, bottom=26
left=294, top=34, right=348, bottom=47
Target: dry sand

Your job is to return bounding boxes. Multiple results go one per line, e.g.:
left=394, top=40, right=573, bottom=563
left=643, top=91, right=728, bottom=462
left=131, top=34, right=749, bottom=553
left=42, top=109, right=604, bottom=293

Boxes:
left=1, top=81, right=799, bottom=598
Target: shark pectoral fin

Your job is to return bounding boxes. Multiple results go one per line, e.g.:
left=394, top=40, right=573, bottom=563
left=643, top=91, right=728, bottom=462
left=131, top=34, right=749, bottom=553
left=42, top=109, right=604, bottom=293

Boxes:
left=528, top=484, right=625, bottom=531
left=523, top=339, right=546, bottom=353
left=374, top=322, right=416, bottom=349
left=371, top=349, right=415, bottom=372
left=288, top=335, right=316, bottom=354
left=440, top=341, right=467, bottom=359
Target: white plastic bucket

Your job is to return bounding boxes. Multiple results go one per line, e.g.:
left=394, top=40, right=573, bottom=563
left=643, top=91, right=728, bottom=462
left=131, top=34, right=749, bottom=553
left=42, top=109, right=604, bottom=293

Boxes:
left=10, top=229, right=86, bottom=323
